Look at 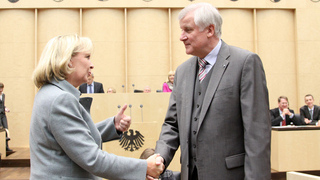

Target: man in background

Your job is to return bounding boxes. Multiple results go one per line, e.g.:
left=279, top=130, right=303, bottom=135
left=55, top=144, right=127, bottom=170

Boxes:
left=143, top=86, right=151, bottom=93
left=0, top=82, right=13, bottom=152
left=79, top=73, right=104, bottom=93
left=270, top=96, right=302, bottom=126
left=300, top=94, right=320, bottom=125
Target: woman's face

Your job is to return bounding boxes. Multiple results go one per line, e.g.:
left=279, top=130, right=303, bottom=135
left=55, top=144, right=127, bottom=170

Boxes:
left=67, top=52, right=94, bottom=87
left=168, top=74, right=174, bottom=83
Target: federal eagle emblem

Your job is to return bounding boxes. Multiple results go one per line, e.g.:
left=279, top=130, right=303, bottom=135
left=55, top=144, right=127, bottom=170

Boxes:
left=119, top=129, right=144, bottom=152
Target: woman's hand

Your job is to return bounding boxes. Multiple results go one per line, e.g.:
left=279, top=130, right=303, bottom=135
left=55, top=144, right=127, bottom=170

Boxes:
left=114, top=104, right=131, bottom=132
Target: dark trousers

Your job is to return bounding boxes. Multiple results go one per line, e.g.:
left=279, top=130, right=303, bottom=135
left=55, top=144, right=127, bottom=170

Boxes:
left=0, top=113, right=8, bottom=129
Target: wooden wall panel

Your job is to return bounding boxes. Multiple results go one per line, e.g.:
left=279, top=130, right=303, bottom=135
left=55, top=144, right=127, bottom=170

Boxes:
left=37, top=9, right=80, bottom=60
left=220, top=9, right=254, bottom=52
left=256, top=9, right=297, bottom=110
left=82, top=9, right=125, bottom=93
left=0, top=10, right=35, bottom=147
left=127, top=9, right=170, bottom=92
left=296, top=8, right=320, bottom=106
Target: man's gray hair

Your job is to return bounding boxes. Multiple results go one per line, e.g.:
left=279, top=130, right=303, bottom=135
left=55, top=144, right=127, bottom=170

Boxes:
left=178, top=3, right=223, bottom=38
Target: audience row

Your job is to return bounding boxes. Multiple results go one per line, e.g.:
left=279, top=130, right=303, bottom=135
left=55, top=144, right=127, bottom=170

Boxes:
left=271, top=94, right=320, bottom=126
left=78, top=71, right=175, bottom=94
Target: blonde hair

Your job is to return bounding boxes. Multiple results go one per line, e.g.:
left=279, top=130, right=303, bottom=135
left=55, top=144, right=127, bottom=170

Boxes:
left=32, top=34, right=93, bottom=88
left=167, top=70, right=175, bottom=82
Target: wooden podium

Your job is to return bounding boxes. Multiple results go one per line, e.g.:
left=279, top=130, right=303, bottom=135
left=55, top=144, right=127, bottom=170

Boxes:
left=271, top=126, right=320, bottom=172
left=82, top=93, right=181, bottom=171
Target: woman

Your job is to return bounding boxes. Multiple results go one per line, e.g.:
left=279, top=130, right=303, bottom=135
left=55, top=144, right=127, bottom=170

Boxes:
left=162, top=71, right=175, bottom=92
left=30, top=34, right=163, bottom=180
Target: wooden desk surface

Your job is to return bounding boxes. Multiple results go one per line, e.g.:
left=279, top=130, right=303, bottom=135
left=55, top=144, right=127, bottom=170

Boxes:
left=272, top=125, right=320, bottom=131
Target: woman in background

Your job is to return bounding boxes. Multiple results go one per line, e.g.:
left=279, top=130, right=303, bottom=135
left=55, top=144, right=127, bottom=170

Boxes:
left=162, top=71, right=175, bottom=92
left=30, top=34, right=163, bottom=180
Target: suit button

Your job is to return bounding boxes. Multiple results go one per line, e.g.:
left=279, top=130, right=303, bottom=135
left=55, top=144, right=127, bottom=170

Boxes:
left=193, top=144, right=196, bottom=148
left=197, top=104, right=200, bottom=108
left=194, top=157, right=197, bottom=162
left=193, top=131, right=196, bottom=135
left=194, top=117, right=198, bottom=121
left=198, top=92, right=201, bottom=95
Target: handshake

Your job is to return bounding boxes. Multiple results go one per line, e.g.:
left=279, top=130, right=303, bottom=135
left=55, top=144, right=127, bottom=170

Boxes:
left=146, top=154, right=165, bottom=180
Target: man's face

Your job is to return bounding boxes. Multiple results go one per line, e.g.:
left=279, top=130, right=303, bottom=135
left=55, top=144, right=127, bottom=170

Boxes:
left=305, top=96, right=314, bottom=108
left=87, top=75, right=94, bottom=85
left=278, top=98, right=289, bottom=110
left=144, top=87, right=151, bottom=93
left=179, top=12, right=210, bottom=58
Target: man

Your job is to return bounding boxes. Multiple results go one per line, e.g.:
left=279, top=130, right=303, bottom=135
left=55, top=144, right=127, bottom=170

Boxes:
left=144, top=86, right=151, bottom=93
left=155, top=3, right=271, bottom=180
left=300, top=94, right=320, bottom=125
left=0, top=82, right=13, bottom=152
left=79, top=73, right=104, bottom=93
left=270, top=96, right=302, bottom=126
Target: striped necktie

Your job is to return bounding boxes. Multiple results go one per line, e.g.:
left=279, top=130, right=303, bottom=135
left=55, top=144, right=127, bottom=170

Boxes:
left=198, top=58, right=208, bottom=83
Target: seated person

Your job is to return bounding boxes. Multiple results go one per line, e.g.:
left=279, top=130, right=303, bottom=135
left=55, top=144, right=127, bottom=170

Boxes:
left=270, top=96, right=302, bottom=126
left=300, top=94, right=320, bottom=125
left=106, top=87, right=116, bottom=93
left=162, top=71, right=175, bottom=92
left=143, top=86, right=151, bottom=93
left=140, top=148, right=180, bottom=180
left=79, top=73, right=104, bottom=93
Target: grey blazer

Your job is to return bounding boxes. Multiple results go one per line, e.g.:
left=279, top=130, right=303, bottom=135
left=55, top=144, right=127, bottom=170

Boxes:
left=155, top=41, right=271, bottom=180
left=30, top=80, right=147, bottom=180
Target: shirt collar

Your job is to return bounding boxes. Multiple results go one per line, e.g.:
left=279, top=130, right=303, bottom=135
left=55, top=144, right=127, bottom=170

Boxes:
left=203, top=39, right=222, bottom=66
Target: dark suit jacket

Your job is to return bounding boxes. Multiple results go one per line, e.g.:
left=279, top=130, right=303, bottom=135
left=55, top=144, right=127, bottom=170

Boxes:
left=79, top=81, right=104, bottom=93
left=270, top=108, right=302, bottom=126
left=300, top=105, right=320, bottom=125
left=155, top=40, right=271, bottom=180
left=0, top=93, right=8, bottom=128
left=0, top=94, right=5, bottom=114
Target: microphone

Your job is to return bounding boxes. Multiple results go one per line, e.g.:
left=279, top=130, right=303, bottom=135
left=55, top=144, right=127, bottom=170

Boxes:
left=129, top=104, right=132, bottom=117
left=140, top=104, right=143, bottom=122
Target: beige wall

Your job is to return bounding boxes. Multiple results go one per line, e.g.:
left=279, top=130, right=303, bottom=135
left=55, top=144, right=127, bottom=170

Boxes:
left=0, top=1, right=320, bottom=152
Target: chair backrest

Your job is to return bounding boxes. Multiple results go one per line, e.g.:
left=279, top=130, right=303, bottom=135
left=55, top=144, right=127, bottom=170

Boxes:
left=79, top=97, right=93, bottom=114
left=134, top=89, right=144, bottom=93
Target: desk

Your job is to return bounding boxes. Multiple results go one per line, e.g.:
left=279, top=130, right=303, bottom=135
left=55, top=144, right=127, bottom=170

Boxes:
left=271, top=126, right=320, bottom=172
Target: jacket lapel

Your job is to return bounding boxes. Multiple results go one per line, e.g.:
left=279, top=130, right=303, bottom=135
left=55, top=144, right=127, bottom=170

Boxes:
left=198, top=41, right=230, bottom=130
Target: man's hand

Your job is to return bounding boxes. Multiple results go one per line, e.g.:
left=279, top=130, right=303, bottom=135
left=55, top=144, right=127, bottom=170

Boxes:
left=114, top=104, right=131, bottom=132
left=282, top=108, right=292, bottom=116
left=305, top=118, right=311, bottom=124
left=146, top=154, right=165, bottom=179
